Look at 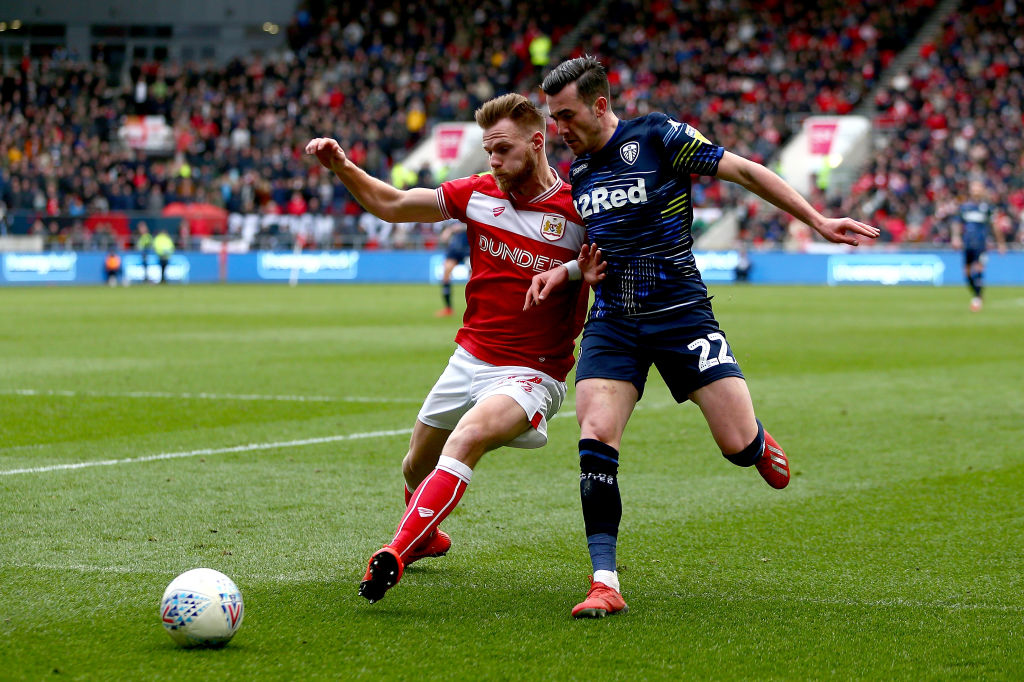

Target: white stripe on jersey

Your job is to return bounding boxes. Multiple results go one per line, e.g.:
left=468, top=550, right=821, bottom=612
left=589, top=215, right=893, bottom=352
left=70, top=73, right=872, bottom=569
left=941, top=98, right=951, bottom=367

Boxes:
left=523, top=177, right=561, bottom=203
left=436, top=187, right=451, bottom=220
left=464, top=192, right=585, bottom=251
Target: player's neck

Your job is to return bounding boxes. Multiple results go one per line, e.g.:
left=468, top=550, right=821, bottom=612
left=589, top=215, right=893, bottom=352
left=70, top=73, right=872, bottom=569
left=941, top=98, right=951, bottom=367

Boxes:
left=512, top=162, right=557, bottom=201
left=594, top=113, right=620, bottom=152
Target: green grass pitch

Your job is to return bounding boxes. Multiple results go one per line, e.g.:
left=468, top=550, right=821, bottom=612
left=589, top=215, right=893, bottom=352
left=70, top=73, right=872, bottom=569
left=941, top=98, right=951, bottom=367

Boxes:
left=1, top=283, right=1022, bottom=680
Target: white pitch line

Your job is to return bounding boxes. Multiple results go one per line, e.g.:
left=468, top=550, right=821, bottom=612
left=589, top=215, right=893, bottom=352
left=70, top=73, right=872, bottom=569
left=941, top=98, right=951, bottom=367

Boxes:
left=4, top=562, right=1023, bottom=613
left=0, top=428, right=412, bottom=476
left=0, top=398, right=668, bottom=476
left=1, top=388, right=419, bottom=403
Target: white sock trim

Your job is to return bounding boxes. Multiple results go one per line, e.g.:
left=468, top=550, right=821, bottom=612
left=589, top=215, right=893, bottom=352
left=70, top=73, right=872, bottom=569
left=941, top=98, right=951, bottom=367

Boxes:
left=593, top=569, right=619, bottom=592
left=436, top=455, right=473, bottom=484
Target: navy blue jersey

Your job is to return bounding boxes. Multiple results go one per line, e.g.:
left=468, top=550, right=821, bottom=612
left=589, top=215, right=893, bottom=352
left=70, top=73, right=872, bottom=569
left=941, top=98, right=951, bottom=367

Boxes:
left=959, top=201, right=995, bottom=251
left=568, top=112, right=724, bottom=318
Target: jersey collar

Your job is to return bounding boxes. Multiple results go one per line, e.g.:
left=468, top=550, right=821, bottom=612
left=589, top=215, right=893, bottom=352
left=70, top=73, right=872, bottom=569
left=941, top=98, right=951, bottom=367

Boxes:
left=509, top=167, right=562, bottom=204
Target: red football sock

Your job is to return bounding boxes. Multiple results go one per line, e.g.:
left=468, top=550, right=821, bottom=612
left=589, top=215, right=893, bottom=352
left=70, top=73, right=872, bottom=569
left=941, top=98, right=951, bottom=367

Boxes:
left=389, top=456, right=471, bottom=559
left=404, top=484, right=412, bottom=507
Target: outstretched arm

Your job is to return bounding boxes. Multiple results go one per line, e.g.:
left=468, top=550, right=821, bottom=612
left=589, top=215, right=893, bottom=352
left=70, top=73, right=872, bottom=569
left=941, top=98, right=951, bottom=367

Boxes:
left=716, top=151, right=880, bottom=246
left=523, top=243, right=606, bottom=309
left=305, top=137, right=443, bottom=223
left=951, top=218, right=963, bottom=250
left=993, top=213, right=1008, bottom=254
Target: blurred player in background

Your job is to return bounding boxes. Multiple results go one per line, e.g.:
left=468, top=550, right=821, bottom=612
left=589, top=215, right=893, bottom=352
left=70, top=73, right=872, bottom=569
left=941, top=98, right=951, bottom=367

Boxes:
left=104, top=250, right=122, bottom=287
left=952, top=181, right=1006, bottom=312
left=435, top=219, right=470, bottom=316
left=530, top=56, right=879, bottom=618
left=135, top=222, right=154, bottom=284
left=306, top=93, right=604, bottom=604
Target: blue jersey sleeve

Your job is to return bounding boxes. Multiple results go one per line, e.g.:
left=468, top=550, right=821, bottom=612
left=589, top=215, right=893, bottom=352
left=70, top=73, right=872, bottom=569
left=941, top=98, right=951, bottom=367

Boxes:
left=650, top=112, right=724, bottom=178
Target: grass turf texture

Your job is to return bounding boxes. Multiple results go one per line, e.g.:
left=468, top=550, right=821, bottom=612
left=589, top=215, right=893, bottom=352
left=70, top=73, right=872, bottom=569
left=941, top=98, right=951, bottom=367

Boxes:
left=1, top=283, right=1022, bottom=680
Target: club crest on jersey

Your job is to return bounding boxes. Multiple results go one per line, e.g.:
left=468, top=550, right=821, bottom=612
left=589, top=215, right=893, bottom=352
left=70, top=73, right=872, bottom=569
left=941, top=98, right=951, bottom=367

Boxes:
left=540, top=213, right=566, bottom=241
left=492, top=206, right=505, bottom=217
left=619, top=141, right=640, bottom=165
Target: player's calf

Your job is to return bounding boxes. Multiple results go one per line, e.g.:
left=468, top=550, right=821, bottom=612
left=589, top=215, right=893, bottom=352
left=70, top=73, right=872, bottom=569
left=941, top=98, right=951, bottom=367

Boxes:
left=723, top=419, right=789, bottom=489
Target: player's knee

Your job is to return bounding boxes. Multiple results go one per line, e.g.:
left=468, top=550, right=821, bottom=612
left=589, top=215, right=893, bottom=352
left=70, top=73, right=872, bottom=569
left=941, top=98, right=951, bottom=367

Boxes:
left=722, top=418, right=765, bottom=467
left=578, top=417, right=622, bottom=449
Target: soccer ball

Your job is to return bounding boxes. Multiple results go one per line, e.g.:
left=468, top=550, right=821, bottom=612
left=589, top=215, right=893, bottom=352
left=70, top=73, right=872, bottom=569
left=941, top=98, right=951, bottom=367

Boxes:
left=160, top=568, right=244, bottom=648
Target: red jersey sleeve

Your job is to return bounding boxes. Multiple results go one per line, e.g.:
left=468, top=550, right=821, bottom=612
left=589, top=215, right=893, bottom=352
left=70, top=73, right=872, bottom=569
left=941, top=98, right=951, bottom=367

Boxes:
left=436, top=175, right=482, bottom=222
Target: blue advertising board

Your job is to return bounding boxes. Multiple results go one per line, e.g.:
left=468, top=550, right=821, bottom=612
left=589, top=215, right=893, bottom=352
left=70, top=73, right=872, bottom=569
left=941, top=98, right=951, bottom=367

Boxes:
left=1, top=250, right=1022, bottom=286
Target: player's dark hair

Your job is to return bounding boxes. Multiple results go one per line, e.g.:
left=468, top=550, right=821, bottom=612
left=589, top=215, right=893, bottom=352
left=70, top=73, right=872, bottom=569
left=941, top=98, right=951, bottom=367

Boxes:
left=475, top=93, right=545, bottom=135
left=541, top=55, right=610, bottom=105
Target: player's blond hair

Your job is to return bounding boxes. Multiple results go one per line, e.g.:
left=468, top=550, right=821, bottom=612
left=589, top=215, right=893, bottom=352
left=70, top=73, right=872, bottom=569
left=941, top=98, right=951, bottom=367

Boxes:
left=474, top=93, right=545, bottom=136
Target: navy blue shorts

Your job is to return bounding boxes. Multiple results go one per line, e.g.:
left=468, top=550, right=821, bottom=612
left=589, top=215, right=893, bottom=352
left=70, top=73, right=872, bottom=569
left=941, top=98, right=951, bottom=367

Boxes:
left=964, top=248, right=985, bottom=267
left=575, top=298, right=745, bottom=402
left=445, top=233, right=470, bottom=262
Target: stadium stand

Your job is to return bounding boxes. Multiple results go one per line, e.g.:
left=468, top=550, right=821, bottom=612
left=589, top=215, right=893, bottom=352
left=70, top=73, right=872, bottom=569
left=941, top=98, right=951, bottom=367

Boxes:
left=840, top=1, right=1023, bottom=246
left=1, top=0, right=1018, bottom=251
left=0, top=0, right=591, bottom=249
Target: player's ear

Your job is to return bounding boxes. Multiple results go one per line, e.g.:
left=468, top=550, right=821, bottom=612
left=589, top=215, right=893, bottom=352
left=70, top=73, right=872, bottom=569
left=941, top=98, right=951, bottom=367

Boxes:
left=531, top=130, right=545, bottom=150
left=593, top=96, right=608, bottom=117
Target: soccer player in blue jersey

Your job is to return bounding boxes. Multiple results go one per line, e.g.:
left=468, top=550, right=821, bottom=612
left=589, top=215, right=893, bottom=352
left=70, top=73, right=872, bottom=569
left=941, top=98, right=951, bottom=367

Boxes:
left=436, top=220, right=470, bottom=317
left=529, top=56, right=879, bottom=618
left=952, top=181, right=1006, bottom=312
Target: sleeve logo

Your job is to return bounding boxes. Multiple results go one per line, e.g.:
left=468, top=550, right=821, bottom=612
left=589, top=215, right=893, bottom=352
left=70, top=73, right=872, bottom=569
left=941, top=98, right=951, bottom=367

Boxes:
left=683, top=123, right=711, bottom=144
left=619, top=141, right=640, bottom=165
left=540, top=213, right=567, bottom=241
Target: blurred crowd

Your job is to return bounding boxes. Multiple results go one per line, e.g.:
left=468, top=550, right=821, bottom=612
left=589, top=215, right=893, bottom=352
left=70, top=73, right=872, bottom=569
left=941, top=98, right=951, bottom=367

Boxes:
left=0, top=0, right=583, bottom=249
left=0, top=0, right=1019, bottom=251
left=543, top=0, right=937, bottom=214
left=838, top=2, right=1023, bottom=247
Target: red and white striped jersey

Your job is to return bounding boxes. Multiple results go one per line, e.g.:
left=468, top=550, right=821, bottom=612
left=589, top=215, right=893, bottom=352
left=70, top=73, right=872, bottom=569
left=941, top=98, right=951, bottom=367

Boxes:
left=435, top=170, right=588, bottom=381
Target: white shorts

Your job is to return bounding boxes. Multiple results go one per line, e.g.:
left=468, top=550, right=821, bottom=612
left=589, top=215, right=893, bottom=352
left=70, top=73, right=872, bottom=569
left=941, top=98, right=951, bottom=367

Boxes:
left=417, top=346, right=567, bottom=449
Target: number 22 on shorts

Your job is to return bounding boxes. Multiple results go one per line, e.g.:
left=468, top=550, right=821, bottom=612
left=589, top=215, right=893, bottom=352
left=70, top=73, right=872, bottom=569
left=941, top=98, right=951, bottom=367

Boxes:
left=687, top=332, right=736, bottom=372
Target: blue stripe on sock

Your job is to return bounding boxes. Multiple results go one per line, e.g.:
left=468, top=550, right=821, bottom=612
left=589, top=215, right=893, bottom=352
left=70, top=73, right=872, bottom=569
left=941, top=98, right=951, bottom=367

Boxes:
left=587, top=532, right=618, bottom=573
left=580, top=449, right=619, bottom=465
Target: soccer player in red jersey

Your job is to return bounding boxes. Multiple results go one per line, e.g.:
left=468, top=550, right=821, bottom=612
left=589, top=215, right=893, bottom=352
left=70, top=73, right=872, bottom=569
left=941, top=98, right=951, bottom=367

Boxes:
left=528, top=57, right=879, bottom=618
left=306, top=93, right=604, bottom=603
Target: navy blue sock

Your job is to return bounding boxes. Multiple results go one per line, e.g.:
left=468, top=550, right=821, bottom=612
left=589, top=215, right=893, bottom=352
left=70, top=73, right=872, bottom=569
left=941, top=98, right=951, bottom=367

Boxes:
left=442, top=283, right=452, bottom=307
left=969, top=273, right=983, bottom=297
left=586, top=533, right=617, bottom=574
left=579, top=438, right=621, bottom=574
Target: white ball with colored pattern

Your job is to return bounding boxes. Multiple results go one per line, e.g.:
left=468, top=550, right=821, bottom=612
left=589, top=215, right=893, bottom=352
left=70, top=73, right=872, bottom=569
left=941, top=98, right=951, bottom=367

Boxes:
left=160, top=568, right=244, bottom=648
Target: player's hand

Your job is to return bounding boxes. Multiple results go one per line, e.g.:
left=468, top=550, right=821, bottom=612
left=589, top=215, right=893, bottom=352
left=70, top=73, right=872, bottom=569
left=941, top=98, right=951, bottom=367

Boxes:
left=815, top=217, right=880, bottom=246
left=579, top=242, right=607, bottom=286
left=524, top=267, right=569, bottom=309
left=304, top=137, right=348, bottom=173
left=951, top=236, right=963, bottom=250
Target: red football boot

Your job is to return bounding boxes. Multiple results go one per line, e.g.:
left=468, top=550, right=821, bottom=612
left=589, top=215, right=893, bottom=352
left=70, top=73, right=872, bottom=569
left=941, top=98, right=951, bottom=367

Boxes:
left=359, top=546, right=404, bottom=603
left=755, top=431, right=790, bottom=489
left=571, top=576, right=628, bottom=619
left=405, top=529, right=451, bottom=566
